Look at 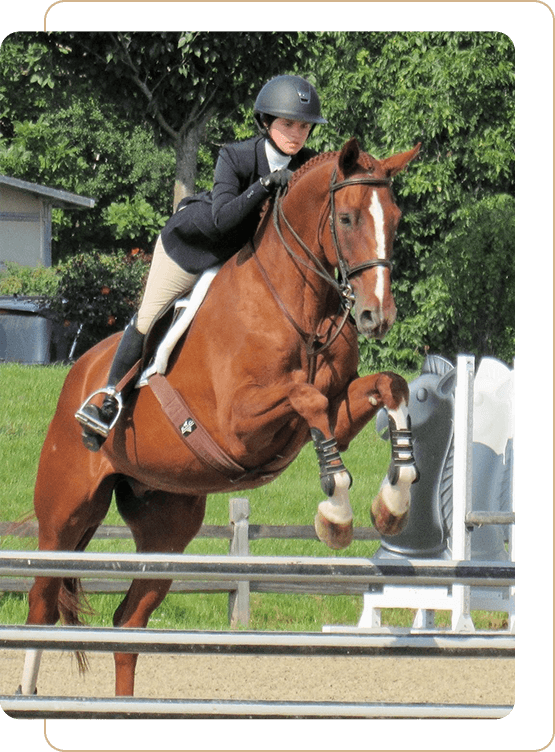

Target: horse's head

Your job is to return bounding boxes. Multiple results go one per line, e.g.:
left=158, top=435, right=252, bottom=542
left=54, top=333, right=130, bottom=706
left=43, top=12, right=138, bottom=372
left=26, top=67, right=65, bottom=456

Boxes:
left=325, top=138, right=421, bottom=339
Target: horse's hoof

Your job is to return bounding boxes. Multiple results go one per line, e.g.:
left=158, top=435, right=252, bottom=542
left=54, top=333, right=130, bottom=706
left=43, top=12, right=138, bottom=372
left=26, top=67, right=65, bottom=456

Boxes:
left=370, top=495, right=409, bottom=536
left=314, top=511, right=353, bottom=550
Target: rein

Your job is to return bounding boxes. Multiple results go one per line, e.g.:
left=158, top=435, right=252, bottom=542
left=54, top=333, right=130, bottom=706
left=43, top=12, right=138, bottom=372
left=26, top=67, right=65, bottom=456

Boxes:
left=255, top=166, right=393, bottom=380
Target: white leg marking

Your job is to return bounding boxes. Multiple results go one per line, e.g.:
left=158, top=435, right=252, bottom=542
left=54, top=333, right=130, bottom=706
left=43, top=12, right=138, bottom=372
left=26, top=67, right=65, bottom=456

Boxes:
left=317, top=471, right=353, bottom=524
left=369, top=190, right=386, bottom=312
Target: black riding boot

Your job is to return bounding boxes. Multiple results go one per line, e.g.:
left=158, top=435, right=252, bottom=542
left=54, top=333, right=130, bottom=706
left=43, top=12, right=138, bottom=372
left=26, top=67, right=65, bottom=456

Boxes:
left=76, top=317, right=145, bottom=452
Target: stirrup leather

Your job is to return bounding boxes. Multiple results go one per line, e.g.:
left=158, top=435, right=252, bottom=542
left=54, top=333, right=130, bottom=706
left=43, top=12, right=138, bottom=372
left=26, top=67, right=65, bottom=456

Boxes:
left=74, top=387, right=123, bottom=438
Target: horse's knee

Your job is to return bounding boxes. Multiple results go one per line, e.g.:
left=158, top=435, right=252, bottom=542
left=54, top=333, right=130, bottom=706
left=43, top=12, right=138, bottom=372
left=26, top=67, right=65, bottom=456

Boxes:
left=369, top=371, right=410, bottom=411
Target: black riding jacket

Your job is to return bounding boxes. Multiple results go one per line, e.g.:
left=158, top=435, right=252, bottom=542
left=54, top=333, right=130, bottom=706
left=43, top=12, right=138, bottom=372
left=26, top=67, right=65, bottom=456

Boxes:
left=161, top=136, right=316, bottom=274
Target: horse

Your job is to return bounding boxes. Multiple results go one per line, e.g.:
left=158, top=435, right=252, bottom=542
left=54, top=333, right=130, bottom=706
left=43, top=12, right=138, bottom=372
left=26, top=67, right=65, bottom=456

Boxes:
left=20, top=137, right=420, bottom=697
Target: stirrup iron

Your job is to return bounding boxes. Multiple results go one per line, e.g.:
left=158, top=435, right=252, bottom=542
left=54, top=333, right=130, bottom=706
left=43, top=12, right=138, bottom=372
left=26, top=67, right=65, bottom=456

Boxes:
left=75, top=387, right=123, bottom=438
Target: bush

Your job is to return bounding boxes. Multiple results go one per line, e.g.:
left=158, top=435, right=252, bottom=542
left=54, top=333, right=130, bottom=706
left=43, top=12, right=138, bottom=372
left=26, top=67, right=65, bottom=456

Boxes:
left=0, top=261, right=59, bottom=298
left=102, top=196, right=168, bottom=247
left=48, top=251, right=150, bottom=357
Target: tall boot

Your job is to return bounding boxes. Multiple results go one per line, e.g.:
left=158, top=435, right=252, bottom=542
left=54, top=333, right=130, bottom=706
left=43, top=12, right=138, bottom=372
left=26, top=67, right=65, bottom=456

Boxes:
left=76, top=316, right=145, bottom=452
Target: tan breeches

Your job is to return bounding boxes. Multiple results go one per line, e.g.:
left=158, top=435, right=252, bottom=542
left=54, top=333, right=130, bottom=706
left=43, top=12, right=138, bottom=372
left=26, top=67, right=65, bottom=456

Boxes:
left=136, top=236, right=199, bottom=335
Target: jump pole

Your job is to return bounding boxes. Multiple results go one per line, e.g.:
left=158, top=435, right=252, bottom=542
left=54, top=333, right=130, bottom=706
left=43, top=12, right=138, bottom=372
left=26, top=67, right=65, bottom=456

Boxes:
left=0, top=551, right=514, bottom=588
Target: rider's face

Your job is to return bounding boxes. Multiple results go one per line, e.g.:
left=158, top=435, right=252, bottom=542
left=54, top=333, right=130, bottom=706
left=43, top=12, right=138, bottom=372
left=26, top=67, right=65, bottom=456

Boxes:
left=268, top=118, right=312, bottom=155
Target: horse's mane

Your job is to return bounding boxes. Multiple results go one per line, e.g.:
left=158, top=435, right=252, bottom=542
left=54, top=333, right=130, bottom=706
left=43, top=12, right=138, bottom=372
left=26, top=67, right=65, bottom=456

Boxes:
left=256, top=145, right=374, bottom=231
left=288, top=147, right=375, bottom=191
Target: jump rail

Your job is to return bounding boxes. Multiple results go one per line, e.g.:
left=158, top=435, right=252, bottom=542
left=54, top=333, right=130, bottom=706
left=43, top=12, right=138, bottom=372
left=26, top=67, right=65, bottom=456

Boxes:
left=0, top=551, right=515, bottom=588
left=1, top=695, right=513, bottom=720
left=0, top=625, right=515, bottom=657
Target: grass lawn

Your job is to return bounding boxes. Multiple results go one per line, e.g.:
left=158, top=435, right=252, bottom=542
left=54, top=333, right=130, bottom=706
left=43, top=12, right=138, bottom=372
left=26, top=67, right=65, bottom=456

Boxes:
left=0, top=362, right=507, bottom=632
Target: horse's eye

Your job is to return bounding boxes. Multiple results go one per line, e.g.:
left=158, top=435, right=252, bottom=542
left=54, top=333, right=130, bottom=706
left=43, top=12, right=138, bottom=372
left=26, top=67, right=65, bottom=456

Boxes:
left=338, top=214, right=352, bottom=227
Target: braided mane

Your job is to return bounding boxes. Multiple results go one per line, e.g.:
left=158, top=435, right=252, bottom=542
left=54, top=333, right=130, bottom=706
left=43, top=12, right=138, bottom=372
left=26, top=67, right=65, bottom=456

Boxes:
left=288, top=146, right=375, bottom=190
left=257, top=144, right=375, bottom=227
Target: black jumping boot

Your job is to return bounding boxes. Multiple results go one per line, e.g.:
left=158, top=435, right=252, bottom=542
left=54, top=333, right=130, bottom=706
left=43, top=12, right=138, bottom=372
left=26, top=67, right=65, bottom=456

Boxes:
left=75, top=317, right=145, bottom=452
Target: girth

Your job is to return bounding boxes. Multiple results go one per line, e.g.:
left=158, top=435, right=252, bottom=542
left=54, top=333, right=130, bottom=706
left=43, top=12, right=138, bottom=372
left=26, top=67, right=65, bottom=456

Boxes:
left=148, top=373, right=294, bottom=485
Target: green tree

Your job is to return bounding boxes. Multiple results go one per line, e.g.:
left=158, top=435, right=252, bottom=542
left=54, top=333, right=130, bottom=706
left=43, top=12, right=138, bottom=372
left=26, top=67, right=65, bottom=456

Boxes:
left=311, top=32, right=514, bottom=366
left=40, top=32, right=315, bottom=208
left=0, top=37, right=176, bottom=259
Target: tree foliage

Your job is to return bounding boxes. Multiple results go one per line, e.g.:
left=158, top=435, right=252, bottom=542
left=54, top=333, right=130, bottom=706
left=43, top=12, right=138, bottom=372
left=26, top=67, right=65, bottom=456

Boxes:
left=309, top=32, right=515, bottom=367
left=0, top=31, right=514, bottom=365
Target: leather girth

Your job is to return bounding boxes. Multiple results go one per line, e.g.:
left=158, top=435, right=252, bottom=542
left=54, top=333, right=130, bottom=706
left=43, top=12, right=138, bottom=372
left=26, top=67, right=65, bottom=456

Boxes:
left=148, top=373, right=291, bottom=485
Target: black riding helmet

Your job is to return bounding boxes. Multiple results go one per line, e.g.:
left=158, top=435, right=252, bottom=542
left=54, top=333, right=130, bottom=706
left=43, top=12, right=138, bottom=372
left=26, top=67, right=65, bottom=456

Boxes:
left=254, top=75, right=327, bottom=139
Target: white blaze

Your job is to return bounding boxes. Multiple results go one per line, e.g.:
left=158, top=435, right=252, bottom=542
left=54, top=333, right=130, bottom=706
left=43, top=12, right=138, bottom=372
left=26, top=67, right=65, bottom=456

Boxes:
left=369, top=190, right=386, bottom=310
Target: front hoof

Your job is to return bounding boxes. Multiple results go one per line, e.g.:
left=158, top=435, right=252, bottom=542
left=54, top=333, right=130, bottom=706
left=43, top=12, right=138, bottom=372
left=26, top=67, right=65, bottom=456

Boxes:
left=314, top=511, right=353, bottom=550
left=370, top=495, right=409, bottom=536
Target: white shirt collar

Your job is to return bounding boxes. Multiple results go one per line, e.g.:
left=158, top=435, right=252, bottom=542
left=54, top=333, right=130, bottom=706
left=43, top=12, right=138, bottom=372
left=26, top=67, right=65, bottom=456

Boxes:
left=265, top=140, right=292, bottom=172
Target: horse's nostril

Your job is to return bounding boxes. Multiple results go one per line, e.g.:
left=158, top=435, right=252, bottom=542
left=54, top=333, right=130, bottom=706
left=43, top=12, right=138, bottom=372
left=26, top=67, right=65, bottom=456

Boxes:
left=359, top=310, right=374, bottom=326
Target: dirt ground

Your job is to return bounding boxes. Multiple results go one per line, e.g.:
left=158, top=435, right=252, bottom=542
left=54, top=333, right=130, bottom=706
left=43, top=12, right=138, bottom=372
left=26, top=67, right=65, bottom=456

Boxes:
left=0, top=649, right=514, bottom=708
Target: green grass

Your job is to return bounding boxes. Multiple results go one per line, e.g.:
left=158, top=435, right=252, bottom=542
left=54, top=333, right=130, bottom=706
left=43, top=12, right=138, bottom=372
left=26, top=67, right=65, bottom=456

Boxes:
left=0, top=363, right=508, bottom=632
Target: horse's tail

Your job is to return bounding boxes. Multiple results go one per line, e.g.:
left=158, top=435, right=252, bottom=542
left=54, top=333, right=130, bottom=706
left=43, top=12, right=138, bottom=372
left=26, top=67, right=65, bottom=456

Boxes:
left=58, top=577, right=94, bottom=674
left=0, top=510, right=37, bottom=546
left=57, top=529, right=98, bottom=675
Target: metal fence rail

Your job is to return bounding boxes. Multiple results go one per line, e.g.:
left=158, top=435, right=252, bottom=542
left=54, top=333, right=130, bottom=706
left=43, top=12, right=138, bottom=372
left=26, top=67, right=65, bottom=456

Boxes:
left=0, top=551, right=515, bottom=588
left=1, top=695, right=513, bottom=720
left=0, top=625, right=515, bottom=657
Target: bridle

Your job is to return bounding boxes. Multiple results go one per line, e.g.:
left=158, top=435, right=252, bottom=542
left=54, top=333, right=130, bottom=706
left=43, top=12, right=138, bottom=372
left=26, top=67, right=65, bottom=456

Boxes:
left=329, top=169, right=393, bottom=300
left=271, top=167, right=393, bottom=311
left=254, top=165, right=394, bottom=379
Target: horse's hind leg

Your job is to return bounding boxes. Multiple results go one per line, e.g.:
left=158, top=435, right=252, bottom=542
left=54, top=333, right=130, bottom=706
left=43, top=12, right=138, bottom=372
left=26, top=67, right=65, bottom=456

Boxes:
left=111, top=482, right=206, bottom=696
left=21, top=444, right=115, bottom=694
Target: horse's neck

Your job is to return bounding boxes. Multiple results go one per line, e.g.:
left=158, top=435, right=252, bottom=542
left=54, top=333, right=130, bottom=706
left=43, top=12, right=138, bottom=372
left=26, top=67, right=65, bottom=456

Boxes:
left=255, top=186, right=333, bottom=332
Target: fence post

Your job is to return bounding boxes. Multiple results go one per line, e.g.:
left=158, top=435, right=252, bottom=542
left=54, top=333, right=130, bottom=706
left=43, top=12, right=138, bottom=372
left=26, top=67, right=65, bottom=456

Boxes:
left=228, top=497, right=250, bottom=628
left=451, top=354, right=475, bottom=631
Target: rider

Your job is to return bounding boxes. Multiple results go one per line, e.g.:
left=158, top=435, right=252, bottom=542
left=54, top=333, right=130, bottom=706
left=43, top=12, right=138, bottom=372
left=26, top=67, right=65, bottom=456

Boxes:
left=76, top=74, right=327, bottom=451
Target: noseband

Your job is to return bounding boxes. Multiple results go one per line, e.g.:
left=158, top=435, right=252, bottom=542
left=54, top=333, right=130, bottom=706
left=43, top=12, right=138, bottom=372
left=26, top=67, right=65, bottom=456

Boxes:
left=272, top=168, right=393, bottom=311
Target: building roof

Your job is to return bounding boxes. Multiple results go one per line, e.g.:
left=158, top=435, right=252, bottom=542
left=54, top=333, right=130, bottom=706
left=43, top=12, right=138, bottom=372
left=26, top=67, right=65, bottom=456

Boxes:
left=0, top=175, right=95, bottom=209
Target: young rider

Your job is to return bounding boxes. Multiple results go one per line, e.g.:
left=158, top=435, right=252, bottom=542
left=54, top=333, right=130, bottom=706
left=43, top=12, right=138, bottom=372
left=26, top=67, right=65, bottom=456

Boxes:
left=76, top=74, right=327, bottom=451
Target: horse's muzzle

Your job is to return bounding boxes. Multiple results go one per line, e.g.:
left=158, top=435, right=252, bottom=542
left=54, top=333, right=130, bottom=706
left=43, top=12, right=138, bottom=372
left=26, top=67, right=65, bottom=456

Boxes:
left=356, top=307, right=396, bottom=340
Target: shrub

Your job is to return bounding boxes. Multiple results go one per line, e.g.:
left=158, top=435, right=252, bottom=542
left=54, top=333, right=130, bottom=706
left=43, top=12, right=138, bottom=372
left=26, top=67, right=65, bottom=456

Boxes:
left=0, top=261, right=59, bottom=298
left=48, top=251, right=150, bottom=357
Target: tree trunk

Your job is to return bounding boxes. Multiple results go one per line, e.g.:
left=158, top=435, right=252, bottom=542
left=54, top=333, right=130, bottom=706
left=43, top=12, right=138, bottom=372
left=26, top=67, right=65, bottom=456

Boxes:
left=173, top=115, right=212, bottom=212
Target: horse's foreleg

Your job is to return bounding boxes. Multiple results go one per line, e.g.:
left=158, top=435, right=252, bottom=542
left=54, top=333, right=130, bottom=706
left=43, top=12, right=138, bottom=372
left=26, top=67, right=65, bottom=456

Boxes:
left=333, top=371, right=418, bottom=536
left=287, top=385, right=354, bottom=550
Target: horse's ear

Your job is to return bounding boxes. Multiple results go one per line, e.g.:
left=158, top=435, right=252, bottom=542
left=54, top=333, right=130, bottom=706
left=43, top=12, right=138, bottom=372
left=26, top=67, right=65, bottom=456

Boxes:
left=338, top=137, right=360, bottom=177
left=380, top=143, right=421, bottom=177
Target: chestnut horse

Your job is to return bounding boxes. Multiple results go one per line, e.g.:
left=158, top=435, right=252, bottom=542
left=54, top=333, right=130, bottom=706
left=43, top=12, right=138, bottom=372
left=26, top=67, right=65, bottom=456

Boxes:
left=21, top=138, right=420, bottom=697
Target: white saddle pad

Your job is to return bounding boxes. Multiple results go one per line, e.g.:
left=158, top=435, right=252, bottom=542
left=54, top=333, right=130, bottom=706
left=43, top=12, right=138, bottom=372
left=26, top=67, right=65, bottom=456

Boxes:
left=138, top=264, right=220, bottom=385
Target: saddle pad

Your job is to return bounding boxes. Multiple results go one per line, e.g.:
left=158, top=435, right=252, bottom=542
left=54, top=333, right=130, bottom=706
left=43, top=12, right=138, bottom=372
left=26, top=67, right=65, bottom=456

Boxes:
left=139, top=264, right=221, bottom=384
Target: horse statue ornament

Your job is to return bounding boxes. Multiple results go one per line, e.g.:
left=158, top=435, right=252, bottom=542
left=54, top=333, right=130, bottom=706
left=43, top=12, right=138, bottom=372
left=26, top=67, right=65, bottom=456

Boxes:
left=19, top=137, right=421, bottom=697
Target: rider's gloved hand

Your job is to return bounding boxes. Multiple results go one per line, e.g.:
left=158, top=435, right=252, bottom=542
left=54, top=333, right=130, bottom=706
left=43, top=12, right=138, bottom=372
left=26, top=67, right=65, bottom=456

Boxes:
left=260, top=168, right=293, bottom=192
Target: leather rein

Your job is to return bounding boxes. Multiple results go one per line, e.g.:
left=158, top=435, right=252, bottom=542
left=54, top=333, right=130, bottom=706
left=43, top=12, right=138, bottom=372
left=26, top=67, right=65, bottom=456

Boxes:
left=254, top=167, right=393, bottom=380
